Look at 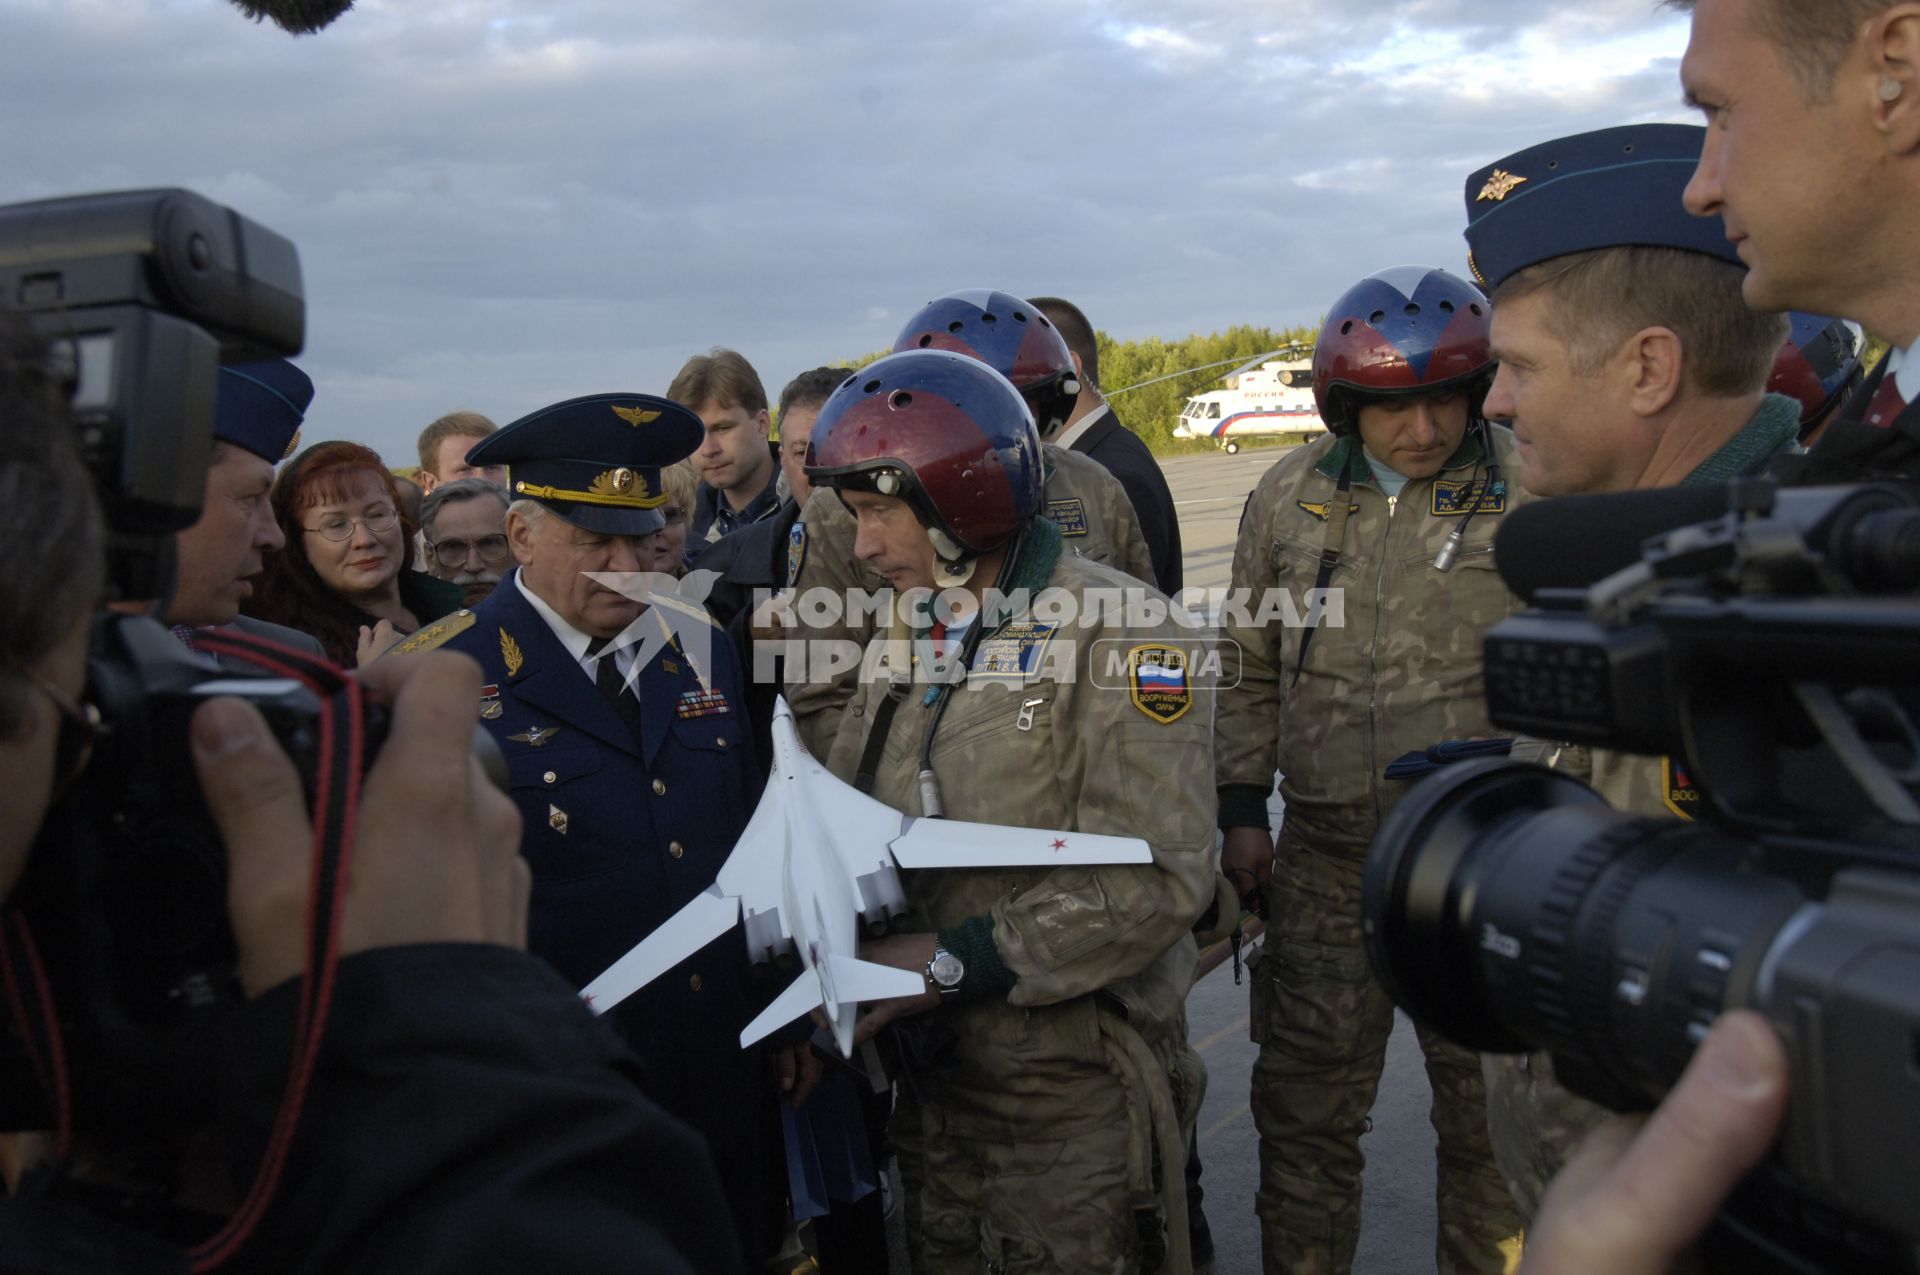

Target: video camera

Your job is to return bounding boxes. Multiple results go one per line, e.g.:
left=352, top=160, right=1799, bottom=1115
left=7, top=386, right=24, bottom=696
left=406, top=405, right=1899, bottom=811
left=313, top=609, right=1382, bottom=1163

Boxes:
left=0, top=189, right=381, bottom=1133
left=1361, top=478, right=1920, bottom=1273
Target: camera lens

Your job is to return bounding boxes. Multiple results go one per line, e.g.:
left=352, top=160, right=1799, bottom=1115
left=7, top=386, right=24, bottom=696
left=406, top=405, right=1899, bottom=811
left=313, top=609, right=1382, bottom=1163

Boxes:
left=1362, top=757, right=1810, bottom=1109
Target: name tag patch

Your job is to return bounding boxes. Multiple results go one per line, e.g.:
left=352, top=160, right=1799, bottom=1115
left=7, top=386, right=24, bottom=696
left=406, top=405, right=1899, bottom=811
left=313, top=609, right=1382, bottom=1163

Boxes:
left=1044, top=498, right=1090, bottom=537
left=1431, top=478, right=1507, bottom=517
left=970, top=621, right=1057, bottom=680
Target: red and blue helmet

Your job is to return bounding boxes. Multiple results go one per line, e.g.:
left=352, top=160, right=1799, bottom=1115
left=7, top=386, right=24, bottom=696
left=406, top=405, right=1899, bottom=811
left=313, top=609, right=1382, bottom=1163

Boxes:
left=891, top=290, right=1081, bottom=435
left=1768, top=313, right=1863, bottom=439
left=1311, top=267, right=1494, bottom=434
left=805, top=349, right=1044, bottom=558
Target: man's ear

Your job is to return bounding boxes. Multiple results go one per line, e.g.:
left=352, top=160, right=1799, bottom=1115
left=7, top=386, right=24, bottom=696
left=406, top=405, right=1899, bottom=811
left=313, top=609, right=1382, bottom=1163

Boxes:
left=1872, top=5, right=1920, bottom=155
left=756, top=407, right=773, bottom=440
left=1622, top=326, right=1685, bottom=418
left=1068, top=350, right=1087, bottom=383
left=505, top=509, right=539, bottom=566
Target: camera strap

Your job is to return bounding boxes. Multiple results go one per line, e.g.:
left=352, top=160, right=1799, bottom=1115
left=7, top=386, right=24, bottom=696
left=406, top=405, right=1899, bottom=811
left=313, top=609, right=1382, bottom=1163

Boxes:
left=180, top=628, right=372, bottom=1273
left=1293, top=445, right=1357, bottom=688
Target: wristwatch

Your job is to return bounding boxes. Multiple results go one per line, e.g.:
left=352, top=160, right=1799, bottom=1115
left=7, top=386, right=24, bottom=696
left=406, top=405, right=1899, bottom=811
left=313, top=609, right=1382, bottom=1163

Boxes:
left=925, top=945, right=966, bottom=997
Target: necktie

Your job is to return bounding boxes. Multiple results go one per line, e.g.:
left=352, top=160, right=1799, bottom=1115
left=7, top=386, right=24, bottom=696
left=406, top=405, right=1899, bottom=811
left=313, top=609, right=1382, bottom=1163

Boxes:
left=585, top=635, right=645, bottom=745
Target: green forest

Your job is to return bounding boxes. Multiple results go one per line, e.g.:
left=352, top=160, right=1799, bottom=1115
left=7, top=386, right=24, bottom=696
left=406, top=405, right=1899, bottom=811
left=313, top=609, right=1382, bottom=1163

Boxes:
left=817, top=322, right=1320, bottom=457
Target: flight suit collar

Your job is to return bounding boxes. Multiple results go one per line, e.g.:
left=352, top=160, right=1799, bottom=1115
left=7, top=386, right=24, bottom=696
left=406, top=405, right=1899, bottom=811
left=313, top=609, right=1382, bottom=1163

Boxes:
left=1313, top=429, right=1489, bottom=487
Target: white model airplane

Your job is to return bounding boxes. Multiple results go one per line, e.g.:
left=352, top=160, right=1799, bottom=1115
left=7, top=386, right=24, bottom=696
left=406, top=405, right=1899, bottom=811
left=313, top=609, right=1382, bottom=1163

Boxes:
left=580, top=695, right=1152, bottom=1057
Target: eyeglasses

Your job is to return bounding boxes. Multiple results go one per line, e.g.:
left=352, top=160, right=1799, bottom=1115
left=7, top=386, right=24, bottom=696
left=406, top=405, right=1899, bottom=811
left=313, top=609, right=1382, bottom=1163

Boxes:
left=429, top=534, right=512, bottom=569
left=24, top=671, right=104, bottom=799
left=304, top=505, right=400, bottom=542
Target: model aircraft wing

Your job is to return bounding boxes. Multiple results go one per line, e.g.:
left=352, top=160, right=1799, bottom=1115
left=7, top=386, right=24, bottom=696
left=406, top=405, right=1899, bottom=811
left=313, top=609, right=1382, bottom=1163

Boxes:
left=889, top=817, right=1152, bottom=869
left=738, top=955, right=927, bottom=1049
left=580, top=885, right=741, bottom=1015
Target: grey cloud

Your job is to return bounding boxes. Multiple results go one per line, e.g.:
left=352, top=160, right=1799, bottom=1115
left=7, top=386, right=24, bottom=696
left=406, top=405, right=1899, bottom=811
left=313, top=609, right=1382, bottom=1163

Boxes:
left=4, top=0, right=1694, bottom=463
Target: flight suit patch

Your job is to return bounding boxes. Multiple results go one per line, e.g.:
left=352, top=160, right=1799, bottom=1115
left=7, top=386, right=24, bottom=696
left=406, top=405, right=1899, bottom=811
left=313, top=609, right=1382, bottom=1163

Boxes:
left=1127, top=644, right=1192, bottom=724
left=1661, top=757, right=1700, bottom=820
left=1298, top=500, right=1361, bottom=523
left=787, top=521, right=809, bottom=586
left=677, top=688, right=732, bottom=719
left=1044, top=498, right=1090, bottom=537
left=1431, top=478, right=1506, bottom=516
left=970, top=621, right=1057, bottom=681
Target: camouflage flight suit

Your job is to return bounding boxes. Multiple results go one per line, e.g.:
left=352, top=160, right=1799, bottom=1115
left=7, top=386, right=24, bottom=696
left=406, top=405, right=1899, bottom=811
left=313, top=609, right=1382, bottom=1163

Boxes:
left=1485, top=396, right=1802, bottom=1220
left=788, top=442, right=1157, bottom=757
left=826, top=519, right=1216, bottom=1274
left=1215, top=428, right=1528, bottom=1275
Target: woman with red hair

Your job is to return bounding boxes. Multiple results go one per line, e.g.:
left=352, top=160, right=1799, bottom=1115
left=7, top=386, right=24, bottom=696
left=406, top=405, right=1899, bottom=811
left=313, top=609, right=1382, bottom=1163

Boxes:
left=245, top=441, right=464, bottom=665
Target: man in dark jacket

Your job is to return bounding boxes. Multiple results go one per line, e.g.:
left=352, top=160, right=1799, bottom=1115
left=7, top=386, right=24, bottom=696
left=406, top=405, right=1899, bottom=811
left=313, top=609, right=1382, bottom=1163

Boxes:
left=1032, top=296, right=1184, bottom=594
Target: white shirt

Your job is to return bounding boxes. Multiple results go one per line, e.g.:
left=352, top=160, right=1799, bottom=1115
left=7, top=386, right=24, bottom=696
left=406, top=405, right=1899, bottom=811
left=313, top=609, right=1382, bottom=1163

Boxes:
left=512, top=568, right=639, bottom=688
left=1052, top=401, right=1110, bottom=452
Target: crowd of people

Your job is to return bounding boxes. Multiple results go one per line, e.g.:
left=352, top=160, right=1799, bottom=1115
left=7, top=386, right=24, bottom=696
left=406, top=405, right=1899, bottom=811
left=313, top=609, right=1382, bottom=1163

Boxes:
left=2, top=0, right=1916, bottom=1270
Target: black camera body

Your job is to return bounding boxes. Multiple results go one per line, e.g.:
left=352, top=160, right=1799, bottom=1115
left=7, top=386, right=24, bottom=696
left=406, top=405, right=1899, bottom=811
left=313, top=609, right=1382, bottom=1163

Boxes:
left=0, top=189, right=313, bottom=1133
left=5, top=616, right=384, bottom=1131
left=1363, top=479, right=1920, bottom=1272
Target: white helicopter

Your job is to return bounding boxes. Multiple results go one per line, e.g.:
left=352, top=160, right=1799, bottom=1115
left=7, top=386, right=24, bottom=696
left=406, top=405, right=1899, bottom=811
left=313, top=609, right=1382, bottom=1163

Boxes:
left=580, top=697, right=1151, bottom=1058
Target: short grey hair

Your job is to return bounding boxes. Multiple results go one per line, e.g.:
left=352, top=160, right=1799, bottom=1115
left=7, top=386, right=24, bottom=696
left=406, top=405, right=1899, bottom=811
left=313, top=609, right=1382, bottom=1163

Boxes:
left=420, top=478, right=509, bottom=540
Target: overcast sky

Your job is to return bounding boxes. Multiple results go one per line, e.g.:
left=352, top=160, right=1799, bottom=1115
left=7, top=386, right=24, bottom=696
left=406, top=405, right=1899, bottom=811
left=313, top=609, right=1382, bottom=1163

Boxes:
left=3, top=0, right=1695, bottom=466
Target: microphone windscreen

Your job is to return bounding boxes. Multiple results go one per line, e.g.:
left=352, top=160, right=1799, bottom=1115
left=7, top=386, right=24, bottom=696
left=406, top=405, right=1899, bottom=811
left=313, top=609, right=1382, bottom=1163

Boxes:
left=226, top=0, right=354, bottom=33
left=1494, top=485, right=1732, bottom=602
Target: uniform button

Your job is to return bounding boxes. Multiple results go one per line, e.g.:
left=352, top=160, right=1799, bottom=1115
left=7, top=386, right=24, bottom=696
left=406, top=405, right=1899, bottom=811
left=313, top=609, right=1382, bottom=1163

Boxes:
left=689, top=974, right=703, bottom=992
left=716, top=737, right=728, bottom=749
left=652, top=778, right=667, bottom=796
left=669, top=840, right=685, bottom=859
left=543, top=770, right=557, bottom=785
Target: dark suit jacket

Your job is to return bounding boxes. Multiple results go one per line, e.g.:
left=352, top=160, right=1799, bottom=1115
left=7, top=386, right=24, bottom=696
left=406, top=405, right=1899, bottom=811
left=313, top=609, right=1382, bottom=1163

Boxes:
left=189, top=614, right=327, bottom=674
left=441, top=575, right=777, bottom=1259
left=1071, top=406, right=1184, bottom=594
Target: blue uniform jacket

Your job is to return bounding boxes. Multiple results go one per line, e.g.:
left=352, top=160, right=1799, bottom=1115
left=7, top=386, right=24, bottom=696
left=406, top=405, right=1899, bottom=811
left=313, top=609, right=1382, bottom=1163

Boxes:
left=441, top=572, right=776, bottom=1257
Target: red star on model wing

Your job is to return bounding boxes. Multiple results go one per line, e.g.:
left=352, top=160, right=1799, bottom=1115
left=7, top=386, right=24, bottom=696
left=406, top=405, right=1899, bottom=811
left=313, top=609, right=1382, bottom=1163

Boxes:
left=1051, top=838, right=1067, bottom=851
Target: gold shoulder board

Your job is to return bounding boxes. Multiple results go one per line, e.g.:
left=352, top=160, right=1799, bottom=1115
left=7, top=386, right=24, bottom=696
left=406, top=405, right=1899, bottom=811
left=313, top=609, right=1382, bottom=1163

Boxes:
left=382, top=609, right=478, bottom=659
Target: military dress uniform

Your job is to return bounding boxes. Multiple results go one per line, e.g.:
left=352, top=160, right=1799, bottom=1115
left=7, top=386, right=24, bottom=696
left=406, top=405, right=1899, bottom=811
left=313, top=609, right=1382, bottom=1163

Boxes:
left=828, top=520, right=1216, bottom=1275
left=786, top=441, right=1156, bottom=757
left=404, top=393, right=778, bottom=1262
left=1216, top=426, right=1529, bottom=1275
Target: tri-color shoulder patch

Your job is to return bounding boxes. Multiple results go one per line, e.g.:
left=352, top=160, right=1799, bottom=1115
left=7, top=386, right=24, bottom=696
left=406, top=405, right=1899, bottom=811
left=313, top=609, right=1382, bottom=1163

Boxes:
left=786, top=521, right=809, bottom=588
left=1044, top=497, right=1090, bottom=537
left=1661, top=757, right=1700, bottom=821
left=1127, top=643, right=1192, bottom=724
left=380, top=608, right=476, bottom=659
left=1431, top=477, right=1506, bottom=517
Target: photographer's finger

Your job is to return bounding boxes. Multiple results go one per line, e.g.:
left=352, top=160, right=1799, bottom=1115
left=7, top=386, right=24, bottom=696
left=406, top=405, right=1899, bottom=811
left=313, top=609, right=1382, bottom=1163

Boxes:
left=193, top=696, right=314, bottom=996
left=357, top=652, right=485, bottom=794
left=1536, top=1010, right=1787, bottom=1273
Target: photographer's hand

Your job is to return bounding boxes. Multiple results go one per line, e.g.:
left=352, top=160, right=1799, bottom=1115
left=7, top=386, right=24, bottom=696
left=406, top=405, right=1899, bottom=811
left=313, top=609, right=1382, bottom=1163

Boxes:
left=1522, top=1010, right=1788, bottom=1274
left=191, top=651, right=529, bottom=996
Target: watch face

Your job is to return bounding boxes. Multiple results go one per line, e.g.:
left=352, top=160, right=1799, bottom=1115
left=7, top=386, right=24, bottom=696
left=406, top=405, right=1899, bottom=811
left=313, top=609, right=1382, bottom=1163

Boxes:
left=929, top=950, right=965, bottom=987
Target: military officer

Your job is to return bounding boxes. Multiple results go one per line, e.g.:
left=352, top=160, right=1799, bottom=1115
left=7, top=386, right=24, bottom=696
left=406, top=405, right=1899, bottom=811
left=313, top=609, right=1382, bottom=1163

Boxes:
left=806, top=348, right=1217, bottom=1274
left=783, top=290, right=1157, bottom=758
left=1462, top=124, right=1798, bottom=1221
left=1216, top=267, right=1527, bottom=1275
left=403, top=394, right=787, bottom=1266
